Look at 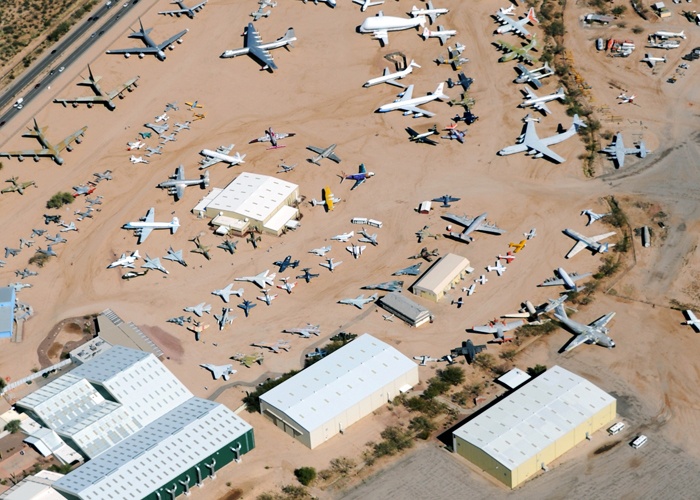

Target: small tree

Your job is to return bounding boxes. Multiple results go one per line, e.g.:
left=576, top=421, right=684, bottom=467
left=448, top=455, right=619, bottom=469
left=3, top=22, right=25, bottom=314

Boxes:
left=46, top=191, right=74, bottom=209
left=293, top=467, right=316, bottom=486
left=4, top=419, right=21, bottom=434
left=612, top=5, right=627, bottom=15
left=527, top=364, right=547, bottom=377
left=437, top=365, right=465, bottom=386
left=409, top=415, right=436, bottom=440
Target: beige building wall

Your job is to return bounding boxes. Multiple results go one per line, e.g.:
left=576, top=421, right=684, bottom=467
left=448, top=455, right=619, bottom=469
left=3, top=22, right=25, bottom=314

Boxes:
left=412, top=253, right=470, bottom=302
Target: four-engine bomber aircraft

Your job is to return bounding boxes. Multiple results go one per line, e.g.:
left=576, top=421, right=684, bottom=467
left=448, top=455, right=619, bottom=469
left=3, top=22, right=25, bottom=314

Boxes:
left=199, top=144, right=246, bottom=169
left=601, top=132, right=650, bottom=168
left=553, top=304, right=615, bottom=352
left=220, top=23, right=296, bottom=71
left=106, top=18, right=188, bottom=61
left=494, top=7, right=539, bottom=38
left=498, top=114, right=586, bottom=163
left=158, top=0, right=208, bottom=18
left=53, top=65, right=139, bottom=111
left=376, top=83, right=449, bottom=118
left=157, top=165, right=209, bottom=201
left=0, top=119, right=87, bottom=165
left=123, top=207, right=180, bottom=244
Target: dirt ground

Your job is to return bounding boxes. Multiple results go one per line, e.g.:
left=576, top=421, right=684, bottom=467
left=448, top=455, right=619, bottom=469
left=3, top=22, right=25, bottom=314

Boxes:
left=0, top=0, right=698, bottom=497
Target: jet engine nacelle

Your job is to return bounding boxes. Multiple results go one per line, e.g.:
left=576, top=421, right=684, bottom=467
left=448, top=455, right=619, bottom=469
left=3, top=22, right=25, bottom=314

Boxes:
left=138, top=53, right=145, bottom=58
left=124, top=53, right=131, bottom=58
left=72, top=102, right=79, bottom=108
left=87, top=103, right=93, bottom=108
left=33, top=156, right=40, bottom=162
left=17, top=155, right=24, bottom=162
left=66, top=145, right=73, bottom=152
left=75, top=137, right=82, bottom=144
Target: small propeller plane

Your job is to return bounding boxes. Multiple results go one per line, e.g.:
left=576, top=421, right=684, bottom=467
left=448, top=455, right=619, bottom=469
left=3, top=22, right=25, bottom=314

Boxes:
left=509, top=239, right=527, bottom=253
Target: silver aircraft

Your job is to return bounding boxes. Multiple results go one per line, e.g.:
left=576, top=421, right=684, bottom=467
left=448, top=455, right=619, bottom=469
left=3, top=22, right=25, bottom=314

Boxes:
left=553, top=304, right=615, bottom=352
left=106, top=18, right=188, bottom=61
left=220, top=23, right=296, bottom=72
left=498, top=114, right=586, bottom=164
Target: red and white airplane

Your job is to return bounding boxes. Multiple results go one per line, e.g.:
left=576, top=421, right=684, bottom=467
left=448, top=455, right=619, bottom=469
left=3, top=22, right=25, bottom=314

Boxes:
left=498, top=251, right=516, bottom=263
left=249, top=127, right=296, bottom=149
left=617, top=93, right=636, bottom=104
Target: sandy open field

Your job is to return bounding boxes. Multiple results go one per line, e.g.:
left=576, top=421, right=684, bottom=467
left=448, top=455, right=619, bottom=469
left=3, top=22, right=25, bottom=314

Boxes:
left=0, top=0, right=699, bottom=497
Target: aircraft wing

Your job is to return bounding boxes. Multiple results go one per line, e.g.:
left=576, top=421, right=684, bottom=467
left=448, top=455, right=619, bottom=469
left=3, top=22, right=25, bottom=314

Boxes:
left=144, top=207, right=155, bottom=223
left=442, top=213, right=474, bottom=229
left=399, top=105, right=434, bottom=117
left=563, top=332, right=592, bottom=352
left=55, top=126, right=88, bottom=153
left=159, top=7, right=190, bottom=15
left=245, top=25, right=278, bottom=70
left=107, top=77, right=140, bottom=100
left=533, top=101, right=552, bottom=115
left=107, top=46, right=160, bottom=56
left=687, top=311, right=699, bottom=323
left=54, top=96, right=108, bottom=106
left=539, top=277, right=565, bottom=287
left=351, top=179, right=364, bottom=189
left=565, top=241, right=589, bottom=259
left=399, top=85, right=414, bottom=101
left=138, top=227, right=153, bottom=244
left=422, top=136, right=438, bottom=145
left=569, top=272, right=592, bottom=282
left=523, top=136, right=566, bottom=163
left=496, top=40, right=516, bottom=52
left=327, top=152, right=341, bottom=162
left=476, top=221, right=505, bottom=235
left=0, top=148, right=52, bottom=159
left=406, top=127, right=419, bottom=138
left=590, top=312, right=615, bottom=329
left=472, top=324, right=498, bottom=334
left=157, top=29, right=189, bottom=51
left=175, top=184, right=185, bottom=200
left=512, top=23, right=530, bottom=38
left=615, top=148, right=625, bottom=168
left=590, top=231, right=616, bottom=243
left=199, top=157, right=221, bottom=169
left=306, top=146, right=324, bottom=155
left=372, top=29, right=389, bottom=46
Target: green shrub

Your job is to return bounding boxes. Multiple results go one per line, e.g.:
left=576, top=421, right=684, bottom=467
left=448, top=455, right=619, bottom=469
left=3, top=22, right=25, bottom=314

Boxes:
left=293, top=467, right=316, bottom=486
left=46, top=191, right=73, bottom=209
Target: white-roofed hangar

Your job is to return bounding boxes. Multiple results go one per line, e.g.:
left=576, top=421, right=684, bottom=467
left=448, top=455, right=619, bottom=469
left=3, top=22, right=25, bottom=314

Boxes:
left=260, top=334, right=418, bottom=449
left=452, top=365, right=616, bottom=489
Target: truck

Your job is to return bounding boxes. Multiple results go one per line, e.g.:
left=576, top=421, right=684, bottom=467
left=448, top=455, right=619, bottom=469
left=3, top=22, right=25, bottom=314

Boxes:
left=13, top=97, right=23, bottom=109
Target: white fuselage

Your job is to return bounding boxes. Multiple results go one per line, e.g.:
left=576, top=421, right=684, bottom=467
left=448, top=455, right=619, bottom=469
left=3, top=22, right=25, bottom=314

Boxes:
left=520, top=90, right=565, bottom=107
left=200, top=149, right=245, bottom=166
left=360, top=15, right=425, bottom=33
left=557, top=267, right=576, bottom=289
left=363, top=64, right=416, bottom=87
left=378, top=91, right=441, bottom=113
left=654, top=30, right=685, bottom=39
left=221, top=35, right=296, bottom=58
left=124, top=218, right=179, bottom=232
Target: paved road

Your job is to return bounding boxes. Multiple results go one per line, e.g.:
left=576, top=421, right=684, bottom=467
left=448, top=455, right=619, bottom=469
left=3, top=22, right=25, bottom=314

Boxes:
left=0, top=0, right=141, bottom=128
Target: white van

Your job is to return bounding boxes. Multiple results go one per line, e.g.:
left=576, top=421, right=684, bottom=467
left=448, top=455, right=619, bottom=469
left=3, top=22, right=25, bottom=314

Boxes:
left=631, top=435, right=648, bottom=449
left=608, top=422, right=625, bottom=435
left=367, top=219, right=383, bottom=228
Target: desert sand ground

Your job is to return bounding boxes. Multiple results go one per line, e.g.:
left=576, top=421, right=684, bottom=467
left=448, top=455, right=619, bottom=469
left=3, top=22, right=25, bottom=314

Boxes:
left=0, top=0, right=698, bottom=497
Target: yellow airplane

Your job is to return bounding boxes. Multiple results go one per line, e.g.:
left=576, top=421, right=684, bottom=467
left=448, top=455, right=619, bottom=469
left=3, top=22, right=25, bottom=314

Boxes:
left=509, top=240, right=527, bottom=253
left=192, top=112, right=206, bottom=121
left=323, top=186, right=334, bottom=211
left=185, top=100, right=203, bottom=109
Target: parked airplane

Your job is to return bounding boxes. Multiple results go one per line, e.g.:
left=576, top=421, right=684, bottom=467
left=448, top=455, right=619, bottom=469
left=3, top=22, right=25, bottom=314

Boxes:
left=617, top=93, right=636, bottom=104
left=214, top=307, right=235, bottom=330
left=641, top=53, right=667, bottom=67
left=158, top=0, right=207, bottom=18
left=393, top=263, right=422, bottom=275
left=406, top=125, right=439, bottom=145
left=42, top=214, right=60, bottom=225
left=154, top=113, right=169, bottom=123
left=86, top=195, right=103, bottom=206
left=495, top=36, right=538, bottom=64
left=498, top=251, right=516, bottom=263
left=498, top=114, right=586, bottom=163
left=647, top=39, right=680, bottom=49
left=519, top=86, right=566, bottom=115
left=274, top=255, right=300, bottom=272
left=410, top=1, right=448, bottom=23
left=159, top=133, right=177, bottom=144
left=19, top=238, right=34, bottom=249
left=524, top=228, right=537, bottom=239
left=277, top=161, right=297, bottom=173
left=416, top=225, right=440, bottom=242
left=302, top=0, right=336, bottom=6
left=106, top=18, right=188, bottom=61
left=247, top=233, right=261, bottom=249
left=123, top=207, right=179, bottom=244
left=257, top=289, right=278, bottom=306
left=252, top=340, right=291, bottom=353
left=93, top=170, right=112, bottom=182
left=174, top=121, right=191, bottom=132
left=145, top=146, right=163, bottom=157
left=413, top=355, right=441, bottom=366
left=212, top=283, right=244, bottom=303
left=238, top=299, right=257, bottom=317
left=306, top=347, right=328, bottom=359
left=190, top=236, right=212, bottom=260
left=539, top=267, right=591, bottom=292
left=472, top=319, right=524, bottom=339
left=653, top=30, right=685, bottom=39
left=331, top=231, right=354, bottom=242
left=514, top=62, right=553, bottom=88
left=108, top=250, right=141, bottom=269
left=163, top=247, right=187, bottom=266
left=199, top=144, right=246, bottom=169
left=277, top=277, right=297, bottom=293
left=433, top=194, right=460, bottom=207
left=376, top=83, right=448, bottom=118
left=0, top=119, right=87, bottom=165
left=164, top=101, right=179, bottom=111
left=235, top=269, right=275, bottom=288
left=231, top=352, right=264, bottom=368
left=15, top=267, right=36, bottom=278
left=249, top=127, right=296, bottom=149
left=409, top=247, right=439, bottom=261
left=358, top=227, right=378, bottom=246
left=307, top=144, right=341, bottom=165
left=563, top=228, right=616, bottom=258
left=363, top=60, right=420, bottom=88
left=338, top=293, right=378, bottom=309
left=130, top=155, right=149, bottom=164
left=144, top=122, right=168, bottom=134
left=362, top=280, right=403, bottom=292
left=1, top=176, right=36, bottom=195
left=200, top=363, right=235, bottom=381
left=683, top=310, right=700, bottom=332
left=441, top=124, right=466, bottom=143
left=509, top=239, right=526, bottom=253
left=167, top=315, right=191, bottom=326
left=359, top=12, right=427, bottom=46
left=581, top=209, right=609, bottom=225
left=442, top=213, right=505, bottom=243
left=435, top=43, right=468, bottom=69
left=319, top=257, right=343, bottom=271
left=296, top=268, right=319, bottom=283
left=341, top=164, right=375, bottom=189
left=465, top=283, right=476, bottom=295
left=503, top=295, right=569, bottom=324
left=601, top=132, right=649, bottom=168
left=45, top=233, right=67, bottom=244
left=346, top=244, right=366, bottom=259
left=353, top=0, right=383, bottom=11
left=309, top=245, right=331, bottom=256
left=474, top=275, right=488, bottom=285
left=218, top=239, right=237, bottom=254
left=450, top=340, right=487, bottom=364
left=35, top=245, right=57, bottom=258
left=251, top=6, right=271, bottom=21
left=54, top=65, right=139, bottom=110
left=446, top=71, right=473, bottom=91
left=59, top=221, right=78, bottom=232
left=553, top=304, right=615, bottom=352
left=157, top=165, right=209, bottom=201
left=142, top=255, right=168, bottom=274
left=72, top=184, right=96, bottom=198
left=311, top=186, right=340, bottom=210
left=495, top=7, right=538, bottom=38
left=5, top=247, right=20, bottom=258
left=220, top=23, right=296, bottom=71
left=421, top=26, right=456, bottom=45
left=487, top=261, right=507, bottom=276
left=184, top=302, right=211, bottom=317
left=185, top=100, right=203, bottom=109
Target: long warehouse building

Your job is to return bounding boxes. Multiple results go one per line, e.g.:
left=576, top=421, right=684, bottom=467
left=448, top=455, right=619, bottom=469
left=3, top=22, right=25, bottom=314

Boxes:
left=452, top=365, right=616, bottom=489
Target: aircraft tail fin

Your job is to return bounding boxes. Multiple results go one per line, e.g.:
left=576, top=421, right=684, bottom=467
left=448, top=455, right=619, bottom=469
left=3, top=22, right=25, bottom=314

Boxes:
left=171, top=217, right=180, bottom=233
left=409, top=59, right=421, bottom=69
left=571, top=114, right=587, bottom=133
left=422, top=27, right=430, bottom=39
left=553, top=304, right=568, bottom=320
left=282, top=28, right=296, bottom=48
left=433, top=82, right=448, bottom=100
left=638, top=141, right=648, bottom=158
left=526, top=7, right=539, bottom=24
left=132, top=250, right=141, bottom=260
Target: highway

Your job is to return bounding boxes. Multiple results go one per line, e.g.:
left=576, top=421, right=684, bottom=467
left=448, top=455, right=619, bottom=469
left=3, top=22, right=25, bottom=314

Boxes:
left=0, top=0, right=141, bottom=129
